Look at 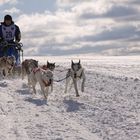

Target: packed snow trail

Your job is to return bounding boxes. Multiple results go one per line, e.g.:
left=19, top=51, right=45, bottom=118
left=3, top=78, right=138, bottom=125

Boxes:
left=0, top=56, right=140, bottom=140
left=0, top=78, right=101, bottom=140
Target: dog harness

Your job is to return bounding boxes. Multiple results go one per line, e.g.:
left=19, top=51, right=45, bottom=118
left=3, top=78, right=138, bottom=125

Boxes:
left=32, top=67, right=52, bottom=87
left=32, top=67, right=40, bottom=74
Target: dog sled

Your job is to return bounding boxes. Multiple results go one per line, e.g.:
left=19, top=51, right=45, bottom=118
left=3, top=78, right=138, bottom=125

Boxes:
left=0, top=40, right=23, bottom=65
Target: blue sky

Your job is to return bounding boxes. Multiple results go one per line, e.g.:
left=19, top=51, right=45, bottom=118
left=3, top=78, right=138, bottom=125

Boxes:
left=0, top=0, right=140, bottom=56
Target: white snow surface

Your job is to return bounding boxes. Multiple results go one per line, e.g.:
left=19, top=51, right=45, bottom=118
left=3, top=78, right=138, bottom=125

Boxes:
left=0, top=55, right=140, bottom=140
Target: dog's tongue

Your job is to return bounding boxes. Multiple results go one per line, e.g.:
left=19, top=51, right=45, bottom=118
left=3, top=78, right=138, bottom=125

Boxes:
left=42, top=80, right=49, bottom=87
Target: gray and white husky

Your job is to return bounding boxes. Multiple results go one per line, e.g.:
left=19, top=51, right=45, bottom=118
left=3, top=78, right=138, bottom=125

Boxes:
left=64, top=60, right=86, bottom=97
left=29, top=67, right=53, bottom=99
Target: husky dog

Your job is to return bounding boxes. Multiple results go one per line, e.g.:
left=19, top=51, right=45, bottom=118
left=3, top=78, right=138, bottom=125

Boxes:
left=29, top=68, right=53, bottom=99
left=6, top=56, right=16, bottom=76
left=40, top=61, right=55, bottom=91
left=41, top=61, right=55, bottom=71
left=21, top=59, right=38, bottom=80
left=21, top=59, right=38, bottom=87
left=0, top=56, right=15, bottom=78
left=64, top=60, right=86, bottom=97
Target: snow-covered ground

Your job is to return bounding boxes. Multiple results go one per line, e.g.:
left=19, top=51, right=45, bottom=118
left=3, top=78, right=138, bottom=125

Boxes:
left=0, top=55, right=140, bottom=140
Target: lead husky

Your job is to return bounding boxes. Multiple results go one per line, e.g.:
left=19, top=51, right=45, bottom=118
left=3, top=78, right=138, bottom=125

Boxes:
left=64, top=60, right=86, bottom=97
left=29, top=68, right=53, bottom=99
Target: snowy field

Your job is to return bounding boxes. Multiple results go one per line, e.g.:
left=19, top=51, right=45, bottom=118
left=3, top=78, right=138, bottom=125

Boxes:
left=0, top=55, right=140, bottom=140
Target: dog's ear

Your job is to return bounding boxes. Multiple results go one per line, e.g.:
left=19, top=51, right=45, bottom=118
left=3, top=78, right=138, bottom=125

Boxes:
left=78, top=59, right=80, bottom=64
left=71, top=60, right=74, bottom=64
left=47, top=61, right=49, bottom=65
left=47, top=60, right=50, bottom=64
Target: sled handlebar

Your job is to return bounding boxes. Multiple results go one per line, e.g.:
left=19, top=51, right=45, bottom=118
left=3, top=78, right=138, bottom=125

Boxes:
left=0, top=41, right=23, bottom=51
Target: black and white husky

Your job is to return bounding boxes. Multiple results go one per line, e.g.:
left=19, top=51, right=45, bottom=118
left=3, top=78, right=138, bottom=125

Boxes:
left=64, top=60, right=86, bottom=97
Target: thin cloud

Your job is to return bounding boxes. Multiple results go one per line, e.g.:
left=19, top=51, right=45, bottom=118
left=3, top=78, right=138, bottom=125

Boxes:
left=0, top=0, right=18, bottom=5
left=3, top=7, right=21, bottom=14
left=73, top=1, right=139, bottom=20
left=57, top=0, right=92, bottom=7
left=79, top=24, right=139, bottom=42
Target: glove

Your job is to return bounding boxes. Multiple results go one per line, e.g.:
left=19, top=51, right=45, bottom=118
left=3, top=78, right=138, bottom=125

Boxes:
left=15, top=40, right=19, bottom=45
